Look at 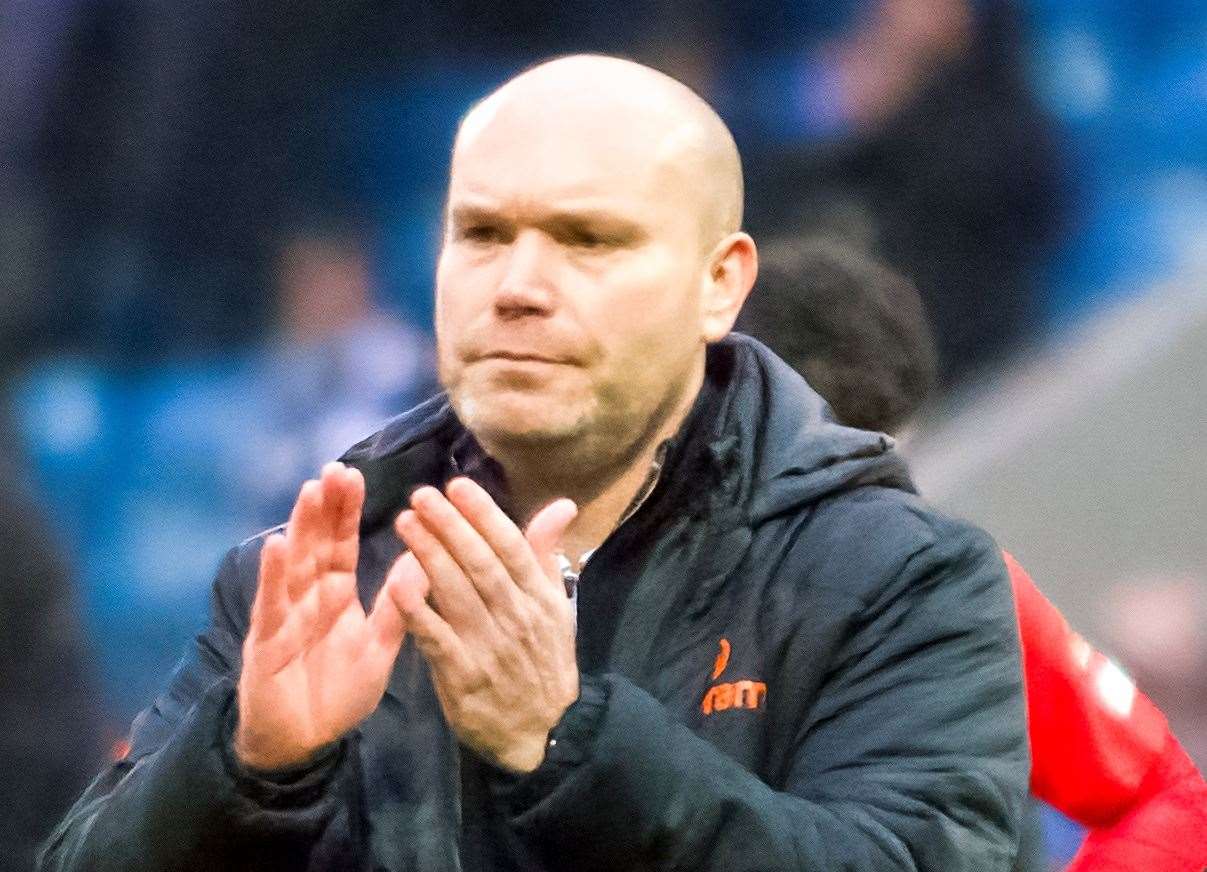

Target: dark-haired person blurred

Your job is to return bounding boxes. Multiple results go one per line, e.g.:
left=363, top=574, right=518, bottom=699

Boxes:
left=739, top=236, right=1207, bottom=872
left=737, top=237, right=936, bottom=435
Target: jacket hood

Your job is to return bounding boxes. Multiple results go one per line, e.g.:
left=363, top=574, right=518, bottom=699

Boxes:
left=713, top=334, right=916, bottom=524
left=340, top=333, right=915, bottom=532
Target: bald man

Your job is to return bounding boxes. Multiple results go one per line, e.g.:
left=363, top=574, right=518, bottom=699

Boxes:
left=41, top=56, right=1027, bottom=871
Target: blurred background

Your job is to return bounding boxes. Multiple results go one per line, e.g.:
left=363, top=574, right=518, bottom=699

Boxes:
left=1, top=1, right=1203, bottom=868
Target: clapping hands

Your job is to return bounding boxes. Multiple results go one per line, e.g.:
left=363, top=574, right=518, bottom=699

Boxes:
left=234, top=463, right=578, bottom=775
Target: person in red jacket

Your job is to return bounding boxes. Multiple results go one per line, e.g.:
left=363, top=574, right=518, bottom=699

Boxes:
left=1006, top=552, right=1207, bottom=870
left=739, top=236, right=1207, bottom=870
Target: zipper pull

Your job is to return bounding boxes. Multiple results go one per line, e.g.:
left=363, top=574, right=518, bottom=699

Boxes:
left=557, top=552, right=579, bottom=598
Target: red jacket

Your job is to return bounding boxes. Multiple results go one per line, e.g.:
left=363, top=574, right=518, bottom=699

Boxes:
left=1008, top=552, right=1207, bottom=870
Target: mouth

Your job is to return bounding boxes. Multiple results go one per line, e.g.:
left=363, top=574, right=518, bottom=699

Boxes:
left=477, top=350, right=573, bottom=365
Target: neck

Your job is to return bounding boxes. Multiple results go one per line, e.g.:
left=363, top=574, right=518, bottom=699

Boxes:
left=491, top=361, right=704, bottom=562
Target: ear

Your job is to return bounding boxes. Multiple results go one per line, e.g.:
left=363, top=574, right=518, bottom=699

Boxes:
left=701, top=232, right=758, bottom=342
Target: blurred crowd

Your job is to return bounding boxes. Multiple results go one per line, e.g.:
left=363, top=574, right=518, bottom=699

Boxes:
left=1, top=1, right=1205, bottom=868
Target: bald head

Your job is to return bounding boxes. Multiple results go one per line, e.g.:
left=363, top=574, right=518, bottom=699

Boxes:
left=435, top=55, right=758, bottom=467
left=453, top=55, right=744, bottom=246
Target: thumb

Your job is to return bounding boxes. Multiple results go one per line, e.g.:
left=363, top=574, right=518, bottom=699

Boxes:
left=384, top=549, right=430, bottom=614
left=524, top=498, right=578, bottom=566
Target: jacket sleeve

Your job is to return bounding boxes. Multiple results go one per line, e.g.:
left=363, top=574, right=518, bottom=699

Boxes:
left=502, top=524, right=1029, bottom=871
left=37, top=541, right=362, bottom=872
left=1064, top=743, right=1207, bottom=872
left=1006, top=551, right=1179, bottom=825
left=1008, top=556, right=1207, bottom=870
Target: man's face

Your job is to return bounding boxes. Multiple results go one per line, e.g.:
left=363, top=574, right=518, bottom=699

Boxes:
left=435, top=100, right=710, bottom=452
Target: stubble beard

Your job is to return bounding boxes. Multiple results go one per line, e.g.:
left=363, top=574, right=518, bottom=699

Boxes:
left=444, top=361, right=599, bottom=457
left=454, top=384, right=594, bottom=451
left=448, top=372, right=666, bottom=501
left=442, top=350, right=701, bottom=506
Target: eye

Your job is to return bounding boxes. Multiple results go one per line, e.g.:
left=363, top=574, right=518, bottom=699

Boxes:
left=460, top=224, right=506, bottom=244
left=566, top=228, right=612, bottom=249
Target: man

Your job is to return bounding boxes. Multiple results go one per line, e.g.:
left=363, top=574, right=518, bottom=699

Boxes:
left=739, top=235, right=1207, bottom=871
left=41, top=56, right=1027, bottom=870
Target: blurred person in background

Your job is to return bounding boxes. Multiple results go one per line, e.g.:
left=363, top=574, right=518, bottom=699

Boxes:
left=0, top=9, right=114, bottom=833
left=0, top=452, right=108, bottom=872
left=739, top=235, right=1207, bottom=871
left=741, top=0, right=1067, bottom=388
left=737, top=237, right=937, bottom=435
left=6, top=220, right=436, bottom=729
left=21, top=0, right=1066, bottom=384
left=0, top=0, right=82, bottom=378
left=245, top=222, right=438, bottom=521
left=28, top=2, right=382, bottom=361
left=22, top=1, right=689, bottom=364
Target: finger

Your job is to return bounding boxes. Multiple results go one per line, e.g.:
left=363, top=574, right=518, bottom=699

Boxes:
left=317, top=462, right=345, bottom=544
left=325, top=463, right=364, bottom=574
left=285, top=480, right=323, bottom=600
left=412, top=484, right=525, bottom=612
left=368, top=549, right=429, bottom=650
left=288, top=478, right=323, bottom=551
left=383, top=549, right=430, bottom=613
left=524, top=497, right=579, bottom=591
left=397, top=589, right=473, bottom=684
left=395, top=506, right=493, bottom=636
left=305, top=568, right=359, bottom=648
left=250, top=533, right=290, bottom=639
left=445, top=477, right=563, bottom=601
left=314, top=462, right=351, bottom=573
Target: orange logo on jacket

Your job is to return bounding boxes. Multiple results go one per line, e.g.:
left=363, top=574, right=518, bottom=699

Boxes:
left=702, top=637, right=767, bottom=715
left=711, top=638, right=731, bottom=679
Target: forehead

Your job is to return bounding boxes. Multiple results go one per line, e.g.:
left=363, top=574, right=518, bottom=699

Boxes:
left=448, top=101, right=692, bottom=221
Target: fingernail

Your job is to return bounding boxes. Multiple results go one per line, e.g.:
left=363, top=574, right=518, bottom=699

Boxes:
left=410, top=486, right=439, bottom=507
left=446, top=477, right=481, bottom=500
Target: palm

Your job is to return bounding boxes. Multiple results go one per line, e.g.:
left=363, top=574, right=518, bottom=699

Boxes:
left=235, top=463, right=410, bottom=770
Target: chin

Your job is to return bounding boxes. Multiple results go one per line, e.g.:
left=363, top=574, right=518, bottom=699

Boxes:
left=453, top=385, right=591, bottom=448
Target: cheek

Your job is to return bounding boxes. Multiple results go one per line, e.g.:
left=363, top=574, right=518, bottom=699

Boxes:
left=434, top=255, right=482, bottom=339
left=587, top=261, right=704, bottom=392
left=593, top=255, right=702, bottom=344
left=434, top=258, right=472, bottom=383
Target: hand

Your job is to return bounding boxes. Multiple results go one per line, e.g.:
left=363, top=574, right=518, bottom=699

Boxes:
left=390, top=478, right=578, bottom=773
left=234, top=461, right=419, bottom=770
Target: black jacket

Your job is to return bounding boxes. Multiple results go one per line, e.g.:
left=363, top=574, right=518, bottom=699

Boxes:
left=40, top=335, right=1028, bottom=871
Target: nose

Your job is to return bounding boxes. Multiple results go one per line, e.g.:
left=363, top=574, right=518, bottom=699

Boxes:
left=495, top=230, right=556, bottom=320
